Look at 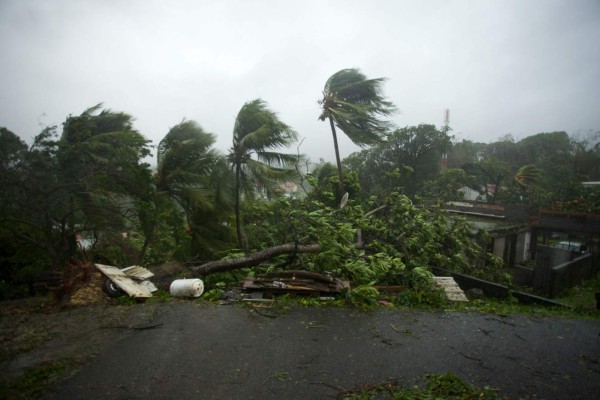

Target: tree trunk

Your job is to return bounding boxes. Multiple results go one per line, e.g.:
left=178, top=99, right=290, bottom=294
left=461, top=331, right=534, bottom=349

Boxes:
left=234, top=163, right=248, bottom=251
left=191, top=243, right=322, bottom=275
left=328, top=117, right=345, bottom=199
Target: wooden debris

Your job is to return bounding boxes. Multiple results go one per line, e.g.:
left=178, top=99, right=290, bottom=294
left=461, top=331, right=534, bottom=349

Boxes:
left=242, top=270, right=350, bottom=296
left=433, top=276, right=469, bottom=302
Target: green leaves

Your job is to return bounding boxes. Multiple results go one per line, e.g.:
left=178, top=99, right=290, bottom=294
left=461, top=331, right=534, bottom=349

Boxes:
left=514, top=164, right=542, bottom=188
left=320, top=68, right=396, bottom=147
left=229, top=98, right=299, bottom=249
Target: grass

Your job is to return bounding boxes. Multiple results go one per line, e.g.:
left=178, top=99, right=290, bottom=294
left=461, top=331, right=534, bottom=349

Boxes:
left=554, top=272, right=600, bottom=313
left=0, top=359, right=77, bottom=400
left=340, top=372, right=505, bottom=399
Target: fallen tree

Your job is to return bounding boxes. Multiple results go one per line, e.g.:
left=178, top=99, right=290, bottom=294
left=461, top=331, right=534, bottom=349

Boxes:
left=189, top=193, right=497, bottom=285
left=191, top=204, right=387, bottom=276
left=191, top=243, right=322, bottom=275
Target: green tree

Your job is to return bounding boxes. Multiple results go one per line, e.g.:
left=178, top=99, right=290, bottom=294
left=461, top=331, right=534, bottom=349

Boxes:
left=155, top=120, right=220, bottom=217
left=228, top=99, right=298, bottom=250
left=420, top=168, right=479, bottom=201
left=319, top=68, right=396, bottom=197
left=140, top=120, right=219, bottom=263
left=343, top=124, right=451, bottom=199
left=571, top=131, right=600, bottom=181
left=516, top=131, right=576, bottom=205
left=58, top=104, right=153, bottom=241
left=0, top=127, right=77, bottom=272
left=380, top=124, right=451, bottom=195
left=447, top=139, right=486, bottom=169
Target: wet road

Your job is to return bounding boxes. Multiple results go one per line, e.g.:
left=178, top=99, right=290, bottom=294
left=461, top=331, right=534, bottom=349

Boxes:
left=44, top=303, right=600, bottom=399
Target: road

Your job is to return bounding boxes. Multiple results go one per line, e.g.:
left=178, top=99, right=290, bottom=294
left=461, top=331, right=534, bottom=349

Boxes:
left=43, top=302, right=600, bottom=399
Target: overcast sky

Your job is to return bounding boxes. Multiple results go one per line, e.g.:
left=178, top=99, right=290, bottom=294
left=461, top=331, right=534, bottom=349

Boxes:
left=1, top=0, right=599, bottom=164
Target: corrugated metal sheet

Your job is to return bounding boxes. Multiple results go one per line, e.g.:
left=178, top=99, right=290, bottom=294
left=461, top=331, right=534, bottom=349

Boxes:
left=120, top=265, right=154, bottom=280
left=95, top=264, right=154, bottom=298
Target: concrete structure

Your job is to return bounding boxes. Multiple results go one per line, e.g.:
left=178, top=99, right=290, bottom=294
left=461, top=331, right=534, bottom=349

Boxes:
left=443, top=201, right=600, bottom=296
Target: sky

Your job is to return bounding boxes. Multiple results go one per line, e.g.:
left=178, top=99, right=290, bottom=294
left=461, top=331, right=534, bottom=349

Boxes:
left=1, top=0, right=599, bottom=165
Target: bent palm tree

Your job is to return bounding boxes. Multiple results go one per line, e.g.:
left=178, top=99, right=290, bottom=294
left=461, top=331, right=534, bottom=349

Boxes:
left=319, top=68, right=396, bottom=197
left=228, top=99, right=298, bottom=250
left=155, top=120, right=218, bottom=214
left=149, top=120, right=234, bottom=261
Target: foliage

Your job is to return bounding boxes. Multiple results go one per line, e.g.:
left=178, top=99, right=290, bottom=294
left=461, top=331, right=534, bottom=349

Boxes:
left=343, top=124, right=452, bottom=200
left=319, top=68, right=396, bottom=196
left=155, top=120, right=220, bottom=216
left=228, top=99, right=299, bottom=249
left=319, top=68, right=396, bottom=147
left=447, top=131, right=600, bottom=209
left=554, top=272, right=600, bottom=315
left=340, top=372, right=504, bottom=399
left=420, top=168, right=479, bottom=202
left=346, top=284, right=380, bottom=309
left=0, top=359, right=76, bottom=400
left=0, top=106, right=158, bottom=292
left=153, top=120, right=234, bottom=262
left=237, top=190, right=498, bottom=308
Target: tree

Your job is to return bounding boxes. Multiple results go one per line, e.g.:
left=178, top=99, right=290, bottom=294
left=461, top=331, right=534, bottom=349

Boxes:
left=228, top=99, right=298, bottom=250
left=447, top=139, right=487, bottom=169
left=155, top=120, right=220, bottom=218
left=342, top=125, right=451, bottom=200
left=0, top=127, right=79, bottom=272
left=516, top=131, right=576, bottom=205
left=58, top=104, right=153, bottom=240
left=319, top=68, right=396, bottom=197
left=420, top=168, right=479, bottom=201
left=141, top=120, right=233, bottom=263
left=380, top=125, right=451, bottom=195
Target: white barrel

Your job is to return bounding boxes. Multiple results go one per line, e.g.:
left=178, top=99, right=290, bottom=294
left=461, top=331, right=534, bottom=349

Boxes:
left=169, top=279, right=204, bottom=298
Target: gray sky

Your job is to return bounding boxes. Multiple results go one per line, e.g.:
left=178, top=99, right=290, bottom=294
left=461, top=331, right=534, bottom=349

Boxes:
left=1, top=0, right=599, bottom=164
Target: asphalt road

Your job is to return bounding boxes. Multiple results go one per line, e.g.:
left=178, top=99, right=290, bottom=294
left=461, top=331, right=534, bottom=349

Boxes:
left=43, top=302, right=600, bottom=400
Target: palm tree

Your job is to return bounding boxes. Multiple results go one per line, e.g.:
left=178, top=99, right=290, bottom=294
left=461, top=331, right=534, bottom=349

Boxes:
left=228, top=99, right=298, bottom=250
left=149, top=120, right=235, bottom=262
left=155, top=120, right=218, bottom=214
left=319, top=68, right=396, bottom=197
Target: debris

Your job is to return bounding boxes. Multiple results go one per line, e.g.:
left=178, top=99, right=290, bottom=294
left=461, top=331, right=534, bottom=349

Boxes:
left=242, top=298, right=274, bottom=303
left=433, top=276, right=469, bottom=302
left=95, top=264, right=157, bottom=299
left=169, top=279, right=204, bottom=298
left=101, top=323, right=164, bottom=330
left=120, top=265, right=154, bottom=280
left=319, top=296, right=335, bottom=301
left=69, top=267, right=108, bottom=305
left=241, top=270, right=350, bottom=297
left=221, top=290, right=243, bottom=302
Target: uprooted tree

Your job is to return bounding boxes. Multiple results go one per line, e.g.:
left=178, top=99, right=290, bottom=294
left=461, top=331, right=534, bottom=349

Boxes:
left=190, top=190, right=503, bottom=297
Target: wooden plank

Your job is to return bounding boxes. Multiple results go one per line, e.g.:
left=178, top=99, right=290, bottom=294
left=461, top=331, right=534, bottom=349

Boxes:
left=95, top=264, right=153, bottom=298
left=433, top=276, right=469, bottom=302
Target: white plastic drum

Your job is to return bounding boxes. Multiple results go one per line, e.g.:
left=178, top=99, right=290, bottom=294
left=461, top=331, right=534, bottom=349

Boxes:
left=169, top=279, right=204, bottom=298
